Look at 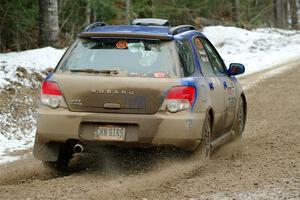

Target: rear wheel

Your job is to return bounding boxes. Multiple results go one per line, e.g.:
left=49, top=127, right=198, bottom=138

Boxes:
left=234, top=97, right=246, bottom=138
left=201, top=114, right=213, bottom=158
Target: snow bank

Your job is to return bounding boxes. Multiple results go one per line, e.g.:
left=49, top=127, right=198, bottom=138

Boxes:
left=0, top=47, right=65, bottom=163
left=0, top=47, right=65, bottom=88
left=1, top=26, right=300, bottom=164
left=203, top=26, right=300, bottom=75
left=0, top=129, right=35, bottom=164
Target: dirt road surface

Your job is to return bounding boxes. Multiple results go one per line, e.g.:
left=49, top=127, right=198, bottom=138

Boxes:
left=0, top=62, right=299, bottom=200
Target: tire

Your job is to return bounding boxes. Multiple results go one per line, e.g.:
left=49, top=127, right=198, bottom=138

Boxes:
left=43, top=144, right=73, bottom=173
left=201, top=113, right=213, bottom=158
left=234, top=97, right=246, bottom=139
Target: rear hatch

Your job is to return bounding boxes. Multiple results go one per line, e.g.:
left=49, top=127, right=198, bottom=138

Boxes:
left=53, top=75, right=180, bottom=114
left=53, top=37, right=182, bottom=114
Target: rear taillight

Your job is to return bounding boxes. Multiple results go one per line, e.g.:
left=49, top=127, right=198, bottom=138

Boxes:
left=165, top=86, right=196, bottom=113
left=40, top=81, right=62, bottom=108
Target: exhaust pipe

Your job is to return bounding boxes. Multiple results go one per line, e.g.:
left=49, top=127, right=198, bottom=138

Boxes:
left=73, top=143, right=84, bottom=153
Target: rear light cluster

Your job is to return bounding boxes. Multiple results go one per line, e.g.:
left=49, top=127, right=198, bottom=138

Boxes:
left=40, top=81, right=62, bottom=108
left=165, top=86, right=196, bottom=113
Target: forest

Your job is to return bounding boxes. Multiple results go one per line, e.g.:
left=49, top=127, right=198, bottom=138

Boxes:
left=0, top=0, right=299, bottom=52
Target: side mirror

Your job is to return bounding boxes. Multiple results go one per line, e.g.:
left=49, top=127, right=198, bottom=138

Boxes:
left=227, top=63, right=245, bottom=76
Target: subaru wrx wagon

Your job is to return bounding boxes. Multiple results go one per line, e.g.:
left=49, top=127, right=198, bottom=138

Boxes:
left=33, top=18, right=247, bottom=171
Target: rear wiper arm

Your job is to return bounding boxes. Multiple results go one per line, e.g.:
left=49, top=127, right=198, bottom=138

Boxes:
left=97, top=69, right=119, bottom=74
left=70, top=68, right=119, bottom=74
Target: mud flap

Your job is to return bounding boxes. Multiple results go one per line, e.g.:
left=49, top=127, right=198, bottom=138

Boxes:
left=33, top=135, right=59, bottom=161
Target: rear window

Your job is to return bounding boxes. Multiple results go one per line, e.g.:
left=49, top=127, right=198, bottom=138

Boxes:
left=57, top=38, right=181, bottom=78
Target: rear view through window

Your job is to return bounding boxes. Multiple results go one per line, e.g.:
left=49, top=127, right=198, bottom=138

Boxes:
left=57, top=38, right=181, bottom=78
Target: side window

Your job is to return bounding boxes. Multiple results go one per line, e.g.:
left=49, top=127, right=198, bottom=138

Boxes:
left=176, top=40, right=195, bottom=76
left=193, top=37, right=214, bottom=75
left=200, top=38, right=226, bottom=75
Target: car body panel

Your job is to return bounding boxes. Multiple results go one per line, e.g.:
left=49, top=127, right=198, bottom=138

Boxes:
left=50, top=74, right=181, bottom=114
left=34, top=106, right=205, bottom=161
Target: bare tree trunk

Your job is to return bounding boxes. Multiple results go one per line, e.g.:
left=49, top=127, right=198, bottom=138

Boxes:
left=284, top=0, right=289, bottom=28
left=152, top=0, right=156, bottom=18
left=85, top=0, right=91, bottom=26
left=289, top=0, right=299, bottom=29
left=246, top=0, right=250, bottom=22
left=125, top=0, right=132, bottom=24
left=232, top=0, right=240, bottom=25
left=39, top=0, right=59, bottom=47
left=91, top=10, right=97, bottom=23
left=274, top=0, right=289, bottom=28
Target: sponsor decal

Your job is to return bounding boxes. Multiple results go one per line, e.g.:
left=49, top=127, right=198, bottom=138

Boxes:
left=186, top=120, right=192, bottom=129
left=227, top=87, right=233, bottom=95
left=226, top=85, right=236, bottom=109
left=116, top=40, right=128, bottom=49
left=153, top=72, right=166, bottom=78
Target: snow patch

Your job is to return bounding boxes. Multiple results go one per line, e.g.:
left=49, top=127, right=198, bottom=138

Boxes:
left=203, top=26, right=300, bottom=75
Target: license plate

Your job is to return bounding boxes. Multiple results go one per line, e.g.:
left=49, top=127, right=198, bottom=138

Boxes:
left=95, top=126, right=125, bottom=141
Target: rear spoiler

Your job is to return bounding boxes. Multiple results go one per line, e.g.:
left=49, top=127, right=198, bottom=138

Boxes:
left=79, top=32, right=173, bottom=41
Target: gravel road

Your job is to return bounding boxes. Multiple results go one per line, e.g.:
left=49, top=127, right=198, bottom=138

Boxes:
left=0, top=62, right=299, bottom=200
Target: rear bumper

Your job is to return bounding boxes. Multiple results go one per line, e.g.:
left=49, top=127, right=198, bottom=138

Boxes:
left=34, top=107, right=205, bottom=160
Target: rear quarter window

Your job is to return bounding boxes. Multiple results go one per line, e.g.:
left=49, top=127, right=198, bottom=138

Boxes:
left=176, top=40, right=195, bottom=77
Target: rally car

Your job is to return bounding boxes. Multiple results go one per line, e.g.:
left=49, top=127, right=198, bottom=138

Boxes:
left=33, top=18, right=247, bottom=171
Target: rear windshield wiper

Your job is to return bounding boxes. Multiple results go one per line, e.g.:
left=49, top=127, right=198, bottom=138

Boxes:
left=70, top=68, right=119, bottom=74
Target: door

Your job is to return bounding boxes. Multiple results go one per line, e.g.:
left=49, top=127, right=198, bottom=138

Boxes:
left=193, top=36, right=226, bottom=135
left=219, top=76, right=237, bottom=129
left=200, top=37, right=237, bottom=132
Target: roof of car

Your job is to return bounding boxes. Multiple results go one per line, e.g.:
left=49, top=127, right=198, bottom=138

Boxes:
left=87, top=25, right=171, bottom=36
left=79, top=19, right=200, bottom=40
